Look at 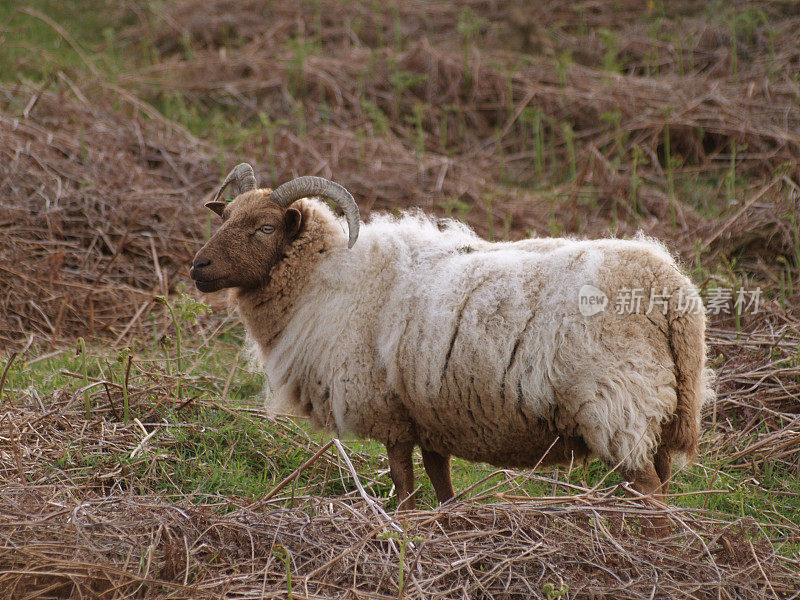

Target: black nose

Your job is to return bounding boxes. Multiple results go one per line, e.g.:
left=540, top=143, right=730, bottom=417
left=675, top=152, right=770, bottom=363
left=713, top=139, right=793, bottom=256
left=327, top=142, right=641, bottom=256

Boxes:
left=193, top=257, right=211, bottom=270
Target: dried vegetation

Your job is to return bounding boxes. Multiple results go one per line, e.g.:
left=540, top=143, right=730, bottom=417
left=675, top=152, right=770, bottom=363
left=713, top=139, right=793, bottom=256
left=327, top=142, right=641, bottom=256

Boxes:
left=0, top=82, right=216, bottom=348
left=1, top=0, right=800, bottom=598
left=127, top=0, right=800, bottom=263
left=1, top=387, right=799, bottom=599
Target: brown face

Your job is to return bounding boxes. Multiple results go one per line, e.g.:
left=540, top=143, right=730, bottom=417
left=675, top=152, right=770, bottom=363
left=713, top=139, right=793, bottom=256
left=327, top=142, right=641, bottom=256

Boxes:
left=190, top=191, right=302, bottom=293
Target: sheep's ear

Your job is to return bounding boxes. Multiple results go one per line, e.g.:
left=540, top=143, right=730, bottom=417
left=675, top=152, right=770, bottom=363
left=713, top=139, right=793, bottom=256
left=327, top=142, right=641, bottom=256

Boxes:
left=205, top=201, right=226, bottom=218
left=284, top=207, right=302, bottom=240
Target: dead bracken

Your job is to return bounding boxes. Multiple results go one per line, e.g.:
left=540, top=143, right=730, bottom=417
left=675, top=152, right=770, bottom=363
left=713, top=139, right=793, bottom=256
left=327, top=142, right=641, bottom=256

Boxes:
left=1, top=0, right=799, bottom=598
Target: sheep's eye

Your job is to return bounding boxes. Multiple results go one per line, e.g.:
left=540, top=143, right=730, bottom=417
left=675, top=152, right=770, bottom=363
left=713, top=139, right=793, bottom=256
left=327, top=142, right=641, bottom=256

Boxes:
left=259, top=225, right=275, bottom=234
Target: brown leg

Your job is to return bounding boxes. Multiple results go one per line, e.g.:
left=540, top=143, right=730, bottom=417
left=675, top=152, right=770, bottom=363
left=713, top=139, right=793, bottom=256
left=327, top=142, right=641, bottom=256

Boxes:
left=387, top=441, right=416, bottom=510
left=654, top=446, right=672, bottom=496
left=629, top=462, right=663, bottom=498
left=421, top=448, right=454, bottom=504
left=625, top=462, right=670, bottom=538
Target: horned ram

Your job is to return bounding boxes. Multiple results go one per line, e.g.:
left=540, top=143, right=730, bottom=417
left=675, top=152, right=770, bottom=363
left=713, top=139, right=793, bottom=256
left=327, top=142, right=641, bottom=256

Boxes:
left=190, top=163, right=714, bottom=512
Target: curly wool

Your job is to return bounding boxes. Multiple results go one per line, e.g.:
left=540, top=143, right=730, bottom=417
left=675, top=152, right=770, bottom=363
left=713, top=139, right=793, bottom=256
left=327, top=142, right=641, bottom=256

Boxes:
left=237, top=199, right=713, bottom=475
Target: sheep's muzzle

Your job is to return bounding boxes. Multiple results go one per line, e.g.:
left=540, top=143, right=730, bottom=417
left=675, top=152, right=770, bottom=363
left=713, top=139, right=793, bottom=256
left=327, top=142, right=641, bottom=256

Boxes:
left=190, top=256, right=226, bottom=292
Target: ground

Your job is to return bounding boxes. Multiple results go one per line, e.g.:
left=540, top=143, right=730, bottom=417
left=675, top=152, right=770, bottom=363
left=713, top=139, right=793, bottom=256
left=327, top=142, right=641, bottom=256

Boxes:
left=0, top=1, right=799, bottom=598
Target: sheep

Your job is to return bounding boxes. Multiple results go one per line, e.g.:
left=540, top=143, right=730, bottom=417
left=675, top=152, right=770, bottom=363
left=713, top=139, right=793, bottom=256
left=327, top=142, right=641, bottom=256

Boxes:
left=191, top=162, right=714, bottom=515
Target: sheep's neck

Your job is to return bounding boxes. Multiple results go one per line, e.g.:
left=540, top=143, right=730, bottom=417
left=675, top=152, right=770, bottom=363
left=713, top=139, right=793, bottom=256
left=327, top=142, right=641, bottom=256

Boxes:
left=232, top=200, right=342, bottom=354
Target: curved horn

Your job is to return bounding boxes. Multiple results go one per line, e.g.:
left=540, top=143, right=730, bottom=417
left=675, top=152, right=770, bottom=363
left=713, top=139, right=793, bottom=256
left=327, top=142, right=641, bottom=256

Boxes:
left=211, top=163, right=258, bottom=203
left=271, top=176, right=360, bottom=249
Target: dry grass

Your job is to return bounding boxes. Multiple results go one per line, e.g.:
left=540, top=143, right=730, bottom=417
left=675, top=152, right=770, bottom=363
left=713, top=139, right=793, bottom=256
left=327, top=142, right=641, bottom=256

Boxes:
left=1, top=1, right=800, bottom=597
left=1, top=387, right=799, bottom=600
left=0, top=81, right=216, bottom=349
left=1, top=487, right=797, bottom=599
left=125, top=0, right=800, bottom=258
left=1, top=318, right=799, bottom=597
left=707, top=306, right=800, bottom=472
left=2, top=0, right=799, bottom=346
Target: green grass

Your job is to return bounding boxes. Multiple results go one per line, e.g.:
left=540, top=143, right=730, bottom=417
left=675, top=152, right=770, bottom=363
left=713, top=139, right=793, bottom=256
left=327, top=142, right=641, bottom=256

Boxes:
left=0, top=0, right=130, bottom=82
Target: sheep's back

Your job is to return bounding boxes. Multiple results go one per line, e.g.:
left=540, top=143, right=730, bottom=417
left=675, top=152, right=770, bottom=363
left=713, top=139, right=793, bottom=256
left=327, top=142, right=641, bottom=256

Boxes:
left=376, top=236, right=682, bottom=468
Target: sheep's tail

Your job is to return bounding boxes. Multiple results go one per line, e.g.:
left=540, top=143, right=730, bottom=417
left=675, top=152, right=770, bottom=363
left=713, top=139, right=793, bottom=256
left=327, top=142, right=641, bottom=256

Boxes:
left=662, top=284, right=715, bottom=463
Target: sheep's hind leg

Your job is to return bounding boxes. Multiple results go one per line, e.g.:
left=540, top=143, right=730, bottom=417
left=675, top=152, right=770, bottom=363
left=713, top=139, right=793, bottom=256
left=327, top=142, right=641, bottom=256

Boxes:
left=387, top=440, right=416, bottom=511
left=421, top=448, right=453, bottom=505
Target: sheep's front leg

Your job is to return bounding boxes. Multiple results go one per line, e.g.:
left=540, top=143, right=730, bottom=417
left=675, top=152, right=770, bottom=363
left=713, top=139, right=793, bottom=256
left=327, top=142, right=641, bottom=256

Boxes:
left=387, top=440, right=415, bottom=510
left=654, top=446, right=672, bottom=495
left=421, top=448, right=453, bottom=504
left=625, top=462, right=670, bottom=538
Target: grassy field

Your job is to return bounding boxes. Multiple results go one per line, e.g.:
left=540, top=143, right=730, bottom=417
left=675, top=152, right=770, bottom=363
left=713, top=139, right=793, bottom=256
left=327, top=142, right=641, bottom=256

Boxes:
left=1, top=1, right=800, bottom=598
